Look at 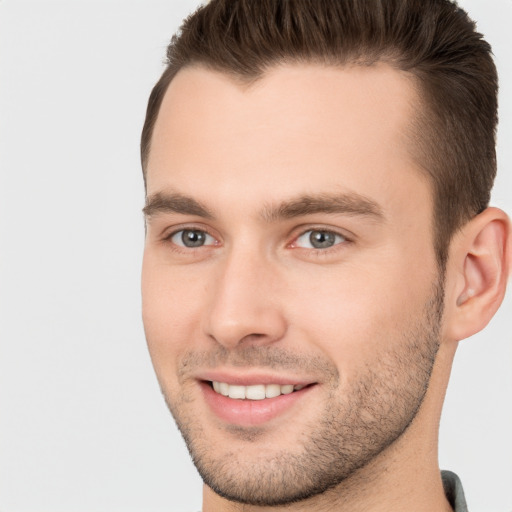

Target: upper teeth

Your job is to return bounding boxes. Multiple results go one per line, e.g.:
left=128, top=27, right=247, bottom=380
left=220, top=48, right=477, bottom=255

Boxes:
left=212, top=382, right=305, bottom=400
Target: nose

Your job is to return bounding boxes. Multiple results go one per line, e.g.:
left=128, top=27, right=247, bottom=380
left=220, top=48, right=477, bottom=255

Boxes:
left=202, top=247, right=287, bottom=349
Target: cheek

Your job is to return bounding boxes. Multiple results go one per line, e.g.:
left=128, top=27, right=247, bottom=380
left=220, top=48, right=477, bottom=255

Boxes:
left=141, top=256, right=205, bottom=380
left=286, top=257, right=435, bottom=370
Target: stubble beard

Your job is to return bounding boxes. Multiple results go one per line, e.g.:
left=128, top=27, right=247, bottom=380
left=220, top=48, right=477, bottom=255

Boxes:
left=159, top=279, right=444, bottom=507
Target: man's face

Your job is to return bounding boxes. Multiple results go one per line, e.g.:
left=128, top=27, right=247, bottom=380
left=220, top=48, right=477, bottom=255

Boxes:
left=142, top=64, right=444, bottom=505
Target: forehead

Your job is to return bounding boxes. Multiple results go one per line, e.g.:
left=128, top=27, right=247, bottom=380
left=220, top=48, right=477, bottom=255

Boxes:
left=147, top=63, right=430, bottom=221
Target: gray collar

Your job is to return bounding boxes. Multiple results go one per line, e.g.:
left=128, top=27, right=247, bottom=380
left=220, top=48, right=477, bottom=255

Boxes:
left=442, top=470, right=468, bottom=512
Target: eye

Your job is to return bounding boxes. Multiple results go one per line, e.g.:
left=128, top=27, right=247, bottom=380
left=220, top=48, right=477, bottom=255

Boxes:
left=294, top=229, right=346, bottom=249
left=170, top=229, right=217, bottom=248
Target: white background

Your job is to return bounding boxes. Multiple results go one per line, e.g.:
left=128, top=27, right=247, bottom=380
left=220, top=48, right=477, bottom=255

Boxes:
left=0, top=1, right=510, bottom=511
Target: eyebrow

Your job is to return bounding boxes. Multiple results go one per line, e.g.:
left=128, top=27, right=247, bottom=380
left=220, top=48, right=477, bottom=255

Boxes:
left=261, top=192, right=384, bottom=222
left=143, top=192, right=214, bottom=219
left=143, top=191, right=384, bottom=222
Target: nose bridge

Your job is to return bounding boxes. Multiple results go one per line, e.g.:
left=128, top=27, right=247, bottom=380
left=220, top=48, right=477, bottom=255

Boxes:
left=203, top=242, right=286, bottom=348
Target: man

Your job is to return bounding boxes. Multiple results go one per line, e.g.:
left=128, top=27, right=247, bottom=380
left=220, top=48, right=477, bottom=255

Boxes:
left=140, top=1, right=510, bottom=510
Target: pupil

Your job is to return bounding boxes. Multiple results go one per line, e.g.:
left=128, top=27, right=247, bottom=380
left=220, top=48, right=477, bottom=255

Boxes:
left=182, top=230, right=205, bottom=247
left=310, top=231, right=335, bottom=249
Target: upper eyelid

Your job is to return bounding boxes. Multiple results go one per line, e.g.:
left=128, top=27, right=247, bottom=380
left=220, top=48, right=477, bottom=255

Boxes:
left=290, top=229, right=349, bottom=249
left=158, top=223, right=354, bottom=246
left=297, top=228, right=346, bottom=239
left=291, top=225, right=354, bottom=242
left=161, top=224, right=218, bottom=241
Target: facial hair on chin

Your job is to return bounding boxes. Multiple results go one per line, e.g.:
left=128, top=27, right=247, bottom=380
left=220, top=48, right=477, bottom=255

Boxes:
left=159, top=280, right=444, bottom=507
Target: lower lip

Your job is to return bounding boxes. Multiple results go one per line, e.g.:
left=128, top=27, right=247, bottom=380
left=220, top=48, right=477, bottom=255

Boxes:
left=201, top=382, right=315, bottom=426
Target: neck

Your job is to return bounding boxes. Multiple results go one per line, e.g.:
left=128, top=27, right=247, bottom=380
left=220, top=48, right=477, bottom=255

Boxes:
left=202, top=343, right=457, bottom=512
left=202, top=445, right=453, bottom=512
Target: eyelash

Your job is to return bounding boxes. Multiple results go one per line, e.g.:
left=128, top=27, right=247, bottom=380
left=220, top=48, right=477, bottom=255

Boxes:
left=161, top=226, right=352, bottom=256
left=288, top=227, right=351, bottom=256
left=161, top=225, right=219, bottom=254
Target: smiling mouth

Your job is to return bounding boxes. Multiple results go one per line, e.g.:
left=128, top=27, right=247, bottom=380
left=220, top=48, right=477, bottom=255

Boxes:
left=210, top=381, right=309, bottom=400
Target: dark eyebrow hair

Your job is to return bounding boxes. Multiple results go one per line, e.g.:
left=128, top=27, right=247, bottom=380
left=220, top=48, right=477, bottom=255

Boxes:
left=261, top=193, right=384, bottom=222
left=143, top=191, right=384, bottom=223
left=143, top=192, right=214, bottom=219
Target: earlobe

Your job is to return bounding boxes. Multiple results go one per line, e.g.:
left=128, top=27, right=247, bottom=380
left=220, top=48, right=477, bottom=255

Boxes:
left=446, top=207, right=511, bottom=342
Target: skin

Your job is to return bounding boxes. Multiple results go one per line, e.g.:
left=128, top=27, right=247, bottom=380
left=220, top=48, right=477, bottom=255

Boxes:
left=141, top=63, right=510, bottom=511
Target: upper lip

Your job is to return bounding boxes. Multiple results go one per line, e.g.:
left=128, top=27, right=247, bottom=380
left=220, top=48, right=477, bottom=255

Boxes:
left=197, top=370, right=317, bottom=387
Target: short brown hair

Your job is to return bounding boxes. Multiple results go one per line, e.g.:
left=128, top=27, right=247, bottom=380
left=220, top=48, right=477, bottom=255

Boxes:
left=141, top=0, right=498, bottom=266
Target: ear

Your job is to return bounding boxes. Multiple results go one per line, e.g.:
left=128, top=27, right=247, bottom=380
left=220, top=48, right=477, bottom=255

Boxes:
left=444, top=207, right=511, bottom=342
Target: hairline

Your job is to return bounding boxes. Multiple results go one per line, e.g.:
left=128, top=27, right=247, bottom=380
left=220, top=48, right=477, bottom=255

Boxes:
left=142, top=59, right=437, bottom=234
left=142, top=59, right=448, bottom=272
left=142, top=56, right=425, bottom=175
